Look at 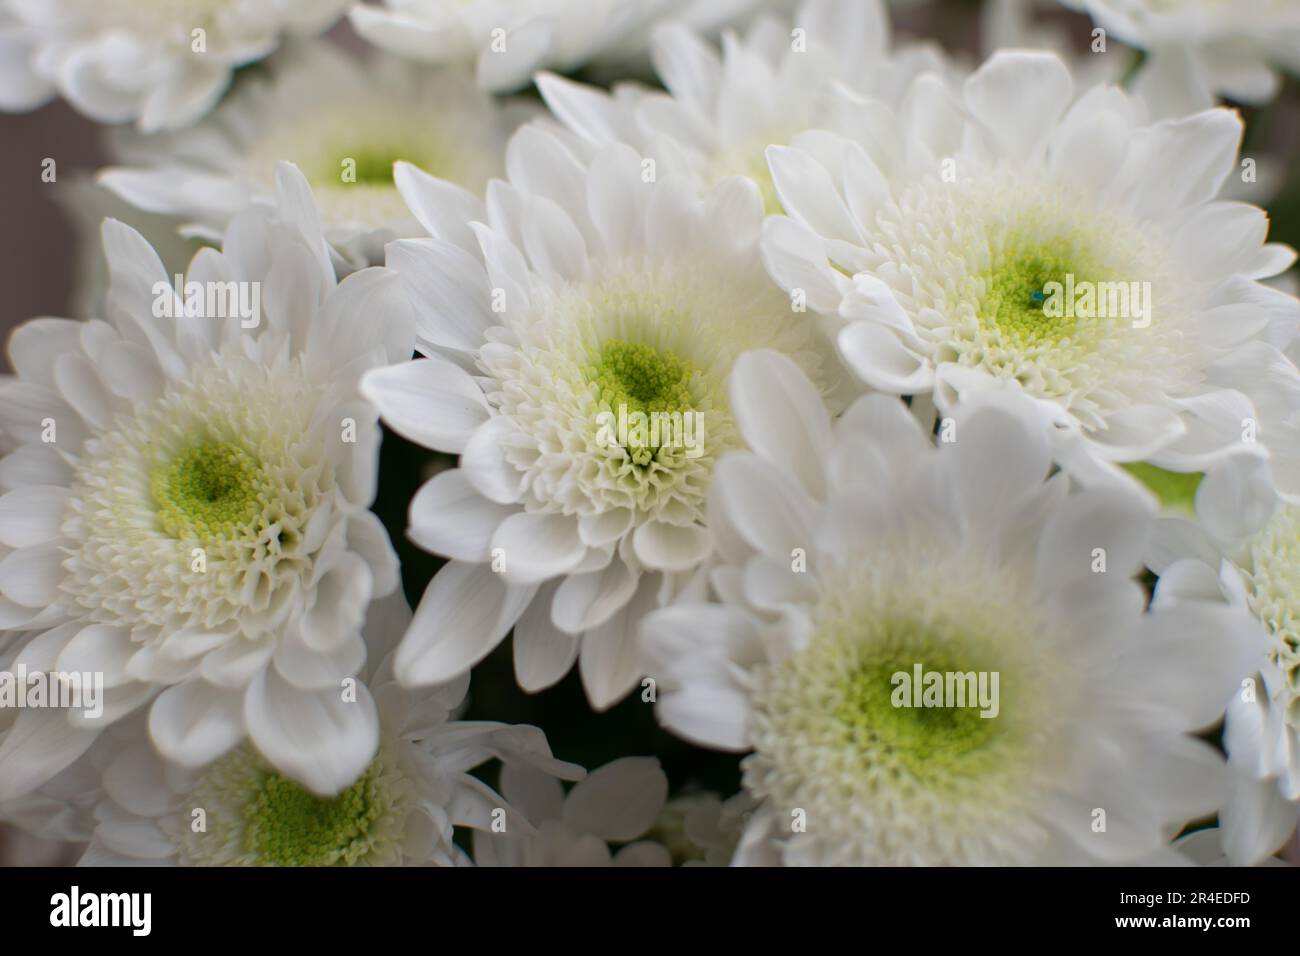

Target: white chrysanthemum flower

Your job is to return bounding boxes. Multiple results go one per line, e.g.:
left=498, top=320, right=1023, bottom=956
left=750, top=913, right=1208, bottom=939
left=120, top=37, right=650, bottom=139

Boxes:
left=762, top=50, right=1300, bottom=493
left=98, top=43, right=527, bottom=271
left=1148, top=454, right=1300, bottom=864
left=649, top=789, right=755, bottom=865
left=473, top=756, right=669, bottom=866
left=349, top=0, right=790, bottom=93
left=640, top=349, right=1263, bottom=866
left=0, top=162, right=415, bottom=804
left=360, top=124, right=843, bottom=709
left=1062, top=0, right=1300, bottom=114
left=0, top=0, right=348, bottom=131
left=537, top=0, right=953, bottom=211
left=69, top=595, right=585, bottom=866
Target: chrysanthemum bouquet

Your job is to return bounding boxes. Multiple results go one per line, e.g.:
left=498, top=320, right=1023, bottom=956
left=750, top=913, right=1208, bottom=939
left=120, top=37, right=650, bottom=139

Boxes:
left=0, top=0, right=1298, bottom=869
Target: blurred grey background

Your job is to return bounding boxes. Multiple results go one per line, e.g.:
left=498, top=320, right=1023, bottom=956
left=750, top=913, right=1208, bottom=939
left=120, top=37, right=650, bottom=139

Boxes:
left=0, top=99, right=108, bottom=367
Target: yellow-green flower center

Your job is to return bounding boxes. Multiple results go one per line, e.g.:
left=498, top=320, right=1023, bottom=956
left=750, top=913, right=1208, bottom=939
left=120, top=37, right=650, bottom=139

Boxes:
left=151, top=440, right=262, bottom=541
left=981, top=245, right=1103, bottom=346
left=302, top=118, right=464, bottom=192
left=347, top=147, right=406, bottom=187
left=836, top=652, right=1003, bottom=772
left=324, top=141, right=456, bottom=188
left=244, top=766, right=385, bottom=867
left=822, top=624, right=1011, bottom=787
left=252, top=94, right=496, bottom=210
left=590, top=339, right=697, bottom=414
left=588, top=339, right=698, bottom=465
left=744, top=557, right=1071, bottom=863
left=749, top=582, right=1057, bottom=805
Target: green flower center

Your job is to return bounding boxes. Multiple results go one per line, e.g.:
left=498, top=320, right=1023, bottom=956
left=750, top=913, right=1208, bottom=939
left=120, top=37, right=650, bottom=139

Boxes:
left=244, top=766, right=385, bottom=867
left=836, top=655, right=1002, bottom=769
left=338, top=144, right=429, bottom=187
left=751, top=590, right=1054, bottom=800
left=588, top=339, right=698, bottom=466
left=320, top=137, right=458, bottom=190
left=828, top=624, right=1010, bottom=783
left=1121, top=462, right=1203, bottom=515
left=349, top=148, right=404, bottom=186
left=745, top=569, right=1068, bottom=863
left=151, top=440, right=262, bottom=541
left=590, top=339, right=696, bottom=414
left=981, top=245, right=1101, bottom=346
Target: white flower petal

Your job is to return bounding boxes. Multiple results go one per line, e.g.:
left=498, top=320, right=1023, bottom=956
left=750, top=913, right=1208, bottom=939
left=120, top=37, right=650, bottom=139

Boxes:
left=244, top=665, right=379, bottom=797
left=513, top=582, right=581, bottom=693
left=0, top=485, right=67, bottom=548
left=767, top=144, right=860, bottom=244
left=361, top=357, right=490, bottom=454
left=657, top=683, right=753, bottom=752
left=408, top=469, right=514, bottom=563
left=461, top=415, right=527, bottom=504
left=388, top=238, right=493, bottom=353
left=0, top=542, right=64, bottom=607
left=711, top=454, right=818, bottom=562
left=631, top=521, right=711, bottom=573
left=521, top=196, right=590, bottom=283
left=1221, top=765, right=1298, bottom=866
left=56, top=624, right=134, bottom=688
left=729, top=349, right=831, bottom=498
left=964, top=50, right=1073, bottom=161
left=148, top=680, right=245, bottom=768
left=551, top=558, right=639, bottom=634
left=837, top=321, right=933, bottom=394
left=396, top=561, right=536, bottom=687
left=1035, top=486, right=1152, bottom=592
left=562, top=756, right=667, bottom=842
left=492, top=512, right=587, bottom=585
left=393, top=161, right=486, bottom=254
left=0, top=708, right=98, bottom=803
left=579, top=575, right=659, bottom=711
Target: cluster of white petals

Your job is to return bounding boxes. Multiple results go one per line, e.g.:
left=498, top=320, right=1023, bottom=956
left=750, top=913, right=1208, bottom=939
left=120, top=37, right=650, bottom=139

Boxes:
left=0, top=0, right=1298, bottom=870
left=0, top=0, right=350, bottom=131
left=0, top=163, right=413, bottom=802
